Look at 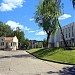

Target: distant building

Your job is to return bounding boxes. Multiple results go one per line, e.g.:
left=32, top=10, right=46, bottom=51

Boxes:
left=30, top=40, right=43, bottom=48
left=0, top=36, right=18, bottom=50
left=50, top=22, right=75, bottom=47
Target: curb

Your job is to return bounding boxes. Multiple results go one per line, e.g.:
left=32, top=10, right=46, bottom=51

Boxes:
left=26, top=51, right=75, bottom=65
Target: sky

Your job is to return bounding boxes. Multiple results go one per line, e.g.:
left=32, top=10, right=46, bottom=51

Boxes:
left=0, top=0, right=75, bottom=41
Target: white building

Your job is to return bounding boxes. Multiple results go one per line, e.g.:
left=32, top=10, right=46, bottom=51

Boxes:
left=0, top=36, right=18, bottom=50
left=50, top=22, right=75, bottom=47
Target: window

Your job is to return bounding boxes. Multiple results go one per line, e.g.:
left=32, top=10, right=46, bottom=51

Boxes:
left=66, top=41, right=68, bottom=44
left=3, top=42, right=4, bottom=46
left=65, top=28, right=67, bottom=38
left=66, top=34, right=67, bottom=38
left=69, top=27, right=70, bottom=32
left=1, top=39, right=3, bottom=41
left=69, top=33, right=70, bottom=37
left=70, top=40, right=71, bottom=44
left=1, top=42, right=4, bottom=46
left=13, top=42, right=16, bottom=46
left=68, top=27, right=70, bottom=35
left=63, top=29, right=64, bottom=34
left=66, top=28, right=67, bottom=33
left=72, top=26, right=73, bottom=31
left=11, top=43, right=12, bottom=46
left=72, top=26, right=74, bottom=37
left=72, top=32, right=74, bottom=37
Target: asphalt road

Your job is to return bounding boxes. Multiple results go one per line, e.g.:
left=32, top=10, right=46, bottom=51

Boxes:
left=0, top=50, right=72, bottom=75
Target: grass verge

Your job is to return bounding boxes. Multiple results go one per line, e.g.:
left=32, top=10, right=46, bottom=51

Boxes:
left=26, top=48, right=75, bottom=64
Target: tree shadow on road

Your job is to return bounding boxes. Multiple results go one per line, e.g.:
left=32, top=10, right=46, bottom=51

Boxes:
left=0, top=54, right=36, bottom=59
left=59, top=66, right=75, bottom=75
left=47, top=66, right=75, bottom=75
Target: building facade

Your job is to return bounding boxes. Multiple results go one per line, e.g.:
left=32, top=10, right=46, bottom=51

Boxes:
left=0, top=36, right=18, bottom=50
left=50, top=22, right=75, bottom=47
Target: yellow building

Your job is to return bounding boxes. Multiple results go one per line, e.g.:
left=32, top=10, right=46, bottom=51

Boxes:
left=0, top=36, right=18, bottom=50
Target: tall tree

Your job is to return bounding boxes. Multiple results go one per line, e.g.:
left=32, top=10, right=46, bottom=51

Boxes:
left=55, top=0, right=67, bottom=47
left=24, top=38, right=30, bottom=49
left=13, top=27, right=25, bottom=48
left=34, top=0, right=61, bottom=48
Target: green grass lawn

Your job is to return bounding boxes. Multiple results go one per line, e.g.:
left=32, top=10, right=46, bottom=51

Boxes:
left=26, top=48, right=75, bottom=64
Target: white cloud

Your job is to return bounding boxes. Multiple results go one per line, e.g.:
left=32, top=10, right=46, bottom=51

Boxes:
left=6, top=20, right=32, bottom=32
left=6, top=20, right=24, bottom=30
left=29, top=18, right=34, bottom=21
left=58, top=14, right=71, bottom=20
left=0, top=0, right=25, bottom=11
left=35, top=37, right=41, bottom=40
left=28, top=30, right=35, bottom=33
left=36, top=30, right=40, bottom=32
left=36, top=31, right=46, bottom=35
left=25, top=27, right=30, bottom=31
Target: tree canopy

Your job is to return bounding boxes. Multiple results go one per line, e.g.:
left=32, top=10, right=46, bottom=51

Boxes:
left=0, top=21, right=13, bottom=37
left=34, top=0, right=62, bottom=47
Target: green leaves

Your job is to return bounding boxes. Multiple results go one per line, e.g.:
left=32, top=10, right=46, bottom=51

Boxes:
left=34, top=0, right=62, bottom=47
left=34, top=0, right=62, bottom=34
left=0, top=21, right=13, bottom=37
left=13, top=29, right=25, bottom=47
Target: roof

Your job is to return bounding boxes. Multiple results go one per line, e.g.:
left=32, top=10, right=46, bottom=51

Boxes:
left=5, top=37, right=13, bottom=41
left=0, top=36, right=18, bottom=42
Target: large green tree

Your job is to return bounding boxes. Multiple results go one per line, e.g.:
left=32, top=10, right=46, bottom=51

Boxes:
left=54, top=0, right=68, bottom=47
left=34, top=0, right=61, bottom=48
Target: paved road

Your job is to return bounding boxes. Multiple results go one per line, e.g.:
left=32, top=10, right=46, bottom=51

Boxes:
left=0, top=50, right=72, bottom=75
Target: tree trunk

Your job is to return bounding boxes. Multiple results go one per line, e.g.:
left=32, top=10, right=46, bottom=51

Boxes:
left=47, top=31, right=51, bottom=48
left=58, top=20, right=67, bottom=47
left=72, top=0, right=75, bottom=8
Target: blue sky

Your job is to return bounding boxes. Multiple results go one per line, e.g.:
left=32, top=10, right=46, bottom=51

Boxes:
left=0, top=0, right=75, bottom=41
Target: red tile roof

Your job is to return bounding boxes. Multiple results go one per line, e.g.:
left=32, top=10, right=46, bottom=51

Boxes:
left=5, top=37, right=13, bottom=41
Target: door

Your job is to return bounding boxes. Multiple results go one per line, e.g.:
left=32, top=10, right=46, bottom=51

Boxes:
left=6, top=42, right=9, bottom=48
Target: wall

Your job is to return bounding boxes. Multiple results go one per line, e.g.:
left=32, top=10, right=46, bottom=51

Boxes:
left=50, top=22, right=75, bottom=47
left=13, top=36, right=18, bottom=49
left=0, top=37, right=6, bottom=49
